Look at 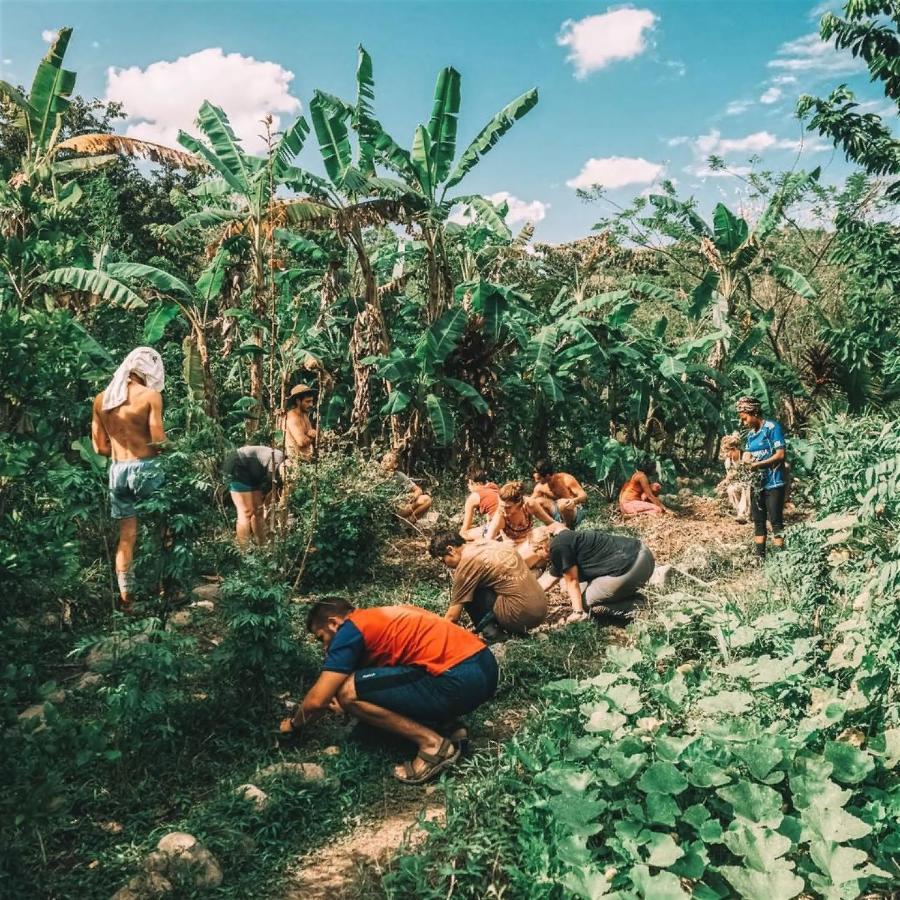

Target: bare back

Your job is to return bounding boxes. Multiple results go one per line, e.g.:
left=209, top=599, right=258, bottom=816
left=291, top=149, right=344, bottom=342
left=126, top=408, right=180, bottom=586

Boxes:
left=93, top=382, right=164, bottom=462
left=547, top=472, right=579, bottom=499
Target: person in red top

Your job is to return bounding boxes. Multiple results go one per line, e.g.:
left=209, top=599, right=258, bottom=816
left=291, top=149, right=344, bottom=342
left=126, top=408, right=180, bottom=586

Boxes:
left=280, top=599, right=498, bottom=784
left=459, top=468, right=501, bottom=540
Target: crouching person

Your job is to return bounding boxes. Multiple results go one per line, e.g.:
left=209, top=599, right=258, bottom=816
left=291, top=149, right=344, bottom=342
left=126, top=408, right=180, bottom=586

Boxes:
left=536, top=528, right=654, bottom=625
left=429, top=531, right=549, bottom=639
left=279, top=599, right=497, bottom=785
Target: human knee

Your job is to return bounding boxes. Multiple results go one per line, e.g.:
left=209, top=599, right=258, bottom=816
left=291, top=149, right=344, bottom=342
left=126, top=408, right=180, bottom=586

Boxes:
left=336, top=677, right=358, bottom=710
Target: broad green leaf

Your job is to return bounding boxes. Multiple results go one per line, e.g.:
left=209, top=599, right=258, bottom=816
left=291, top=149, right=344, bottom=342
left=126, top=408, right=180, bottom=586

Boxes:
left=735, top=744, right=783, bottom=781
left=801, top=800, right=872, bottom=843
left=51, top=154, right=119, bottom=176
left=717, top=781, right=784, bottom=828
left=696, top=691, right=754, bottom=716
left=410, top=124, right=433, bottom=198
left=418, top=307, right=466, bottom=367
left=880, top=727, right=900, bottom=768
left=28, top=27, right=76, bottom=150
left=823, top=741, right=874, bottom=784
left=445, top=87, right=538, bottom=191
left=583, top=701, right=626, bottom=734
left=769, top=262, right=816, bottom=300
left=687, top=270, right=719, bottom=318
left=444, top=377, right=488, bottom=413
left=273, top=229, right=331, bottom=265
left=606, top=646, right=642, bottom=669
left=195, top=101, right=253, bottom=190
left=564, top=866, right=611, bottom=899
left=526, top=325, right=558, bottom=377
left=165, top=208, right=237, bottom=239
left=648, top=194, right=711, bottom=237
left=547, top=793, right=606, bottom=835
left=660, top=355, right=687, bottom=379
left=637, top=762, right=688, bottom=795
left=177, top=130, right=245, bottom=193
left=380, top=390, right=412, bottom=416
left=195, top=248, right=230, bottom=302
left=722, top=824, right=792, bottom=873
left=755, top=167, right=820, bottom=242
left=699, top=819, right=723, bottom=842
left=425, top=393, right=454, bottom=445
left=354, top=45, right=377, bottom=175
left=106, top=262, right=194, bottom=299
left=427, top=67, right=460, bottom=184
left=809, top=841, right=874, bottom=888
left=538, top=372, right=565, bottom=403
left=37, top=267, right=146, bottom=309
left=604, top=683, right=642, bottom=714
left=182, top=334, right=204, bottom=399
left=143, top=303, right=182, bottom=343
left=644, top=831, right=684, bottom=867
left=713, top=203, right=749, bottom=253
left=465, top=195, right=511, bottom=239
left=629, top=865, right=689, bottom=899
left=646, top=793, right=680, bottom=827
left=719, top=864, right=804, bottom=900
left=683, top=804, right=710, bottom=829
left=686, top=761, right=732, bottom=788
left=310, top=91, right=352, bottom=186
left=272, top=114, right=310, bottom=180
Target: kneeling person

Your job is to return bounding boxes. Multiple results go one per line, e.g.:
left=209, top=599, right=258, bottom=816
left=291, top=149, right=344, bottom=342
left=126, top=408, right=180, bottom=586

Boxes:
left=381, top=451, right=432, bottom=524
left=280, top=599, right=498, bottom=784
left=430, top=532, right=548, bottom=637
left=537, top=528, right=654, bottom=624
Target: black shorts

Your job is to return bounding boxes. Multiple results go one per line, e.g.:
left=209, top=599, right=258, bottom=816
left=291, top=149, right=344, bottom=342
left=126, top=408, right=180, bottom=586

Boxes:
left=353, top=647, right=498, bottom=724
left=752, top=486, right=785, bottom=537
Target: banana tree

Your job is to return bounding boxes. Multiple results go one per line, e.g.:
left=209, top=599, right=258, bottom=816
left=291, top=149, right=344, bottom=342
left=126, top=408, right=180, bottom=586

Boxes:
left=0, top=27, right=201, bottom=308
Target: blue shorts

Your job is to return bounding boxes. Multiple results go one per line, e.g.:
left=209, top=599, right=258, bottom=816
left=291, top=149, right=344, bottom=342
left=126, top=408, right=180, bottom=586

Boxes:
left=353, top=647, right=498, bottom=724
left=108, top=458, right=164, bottom=519
left=551, top=502, right=586, bottom=527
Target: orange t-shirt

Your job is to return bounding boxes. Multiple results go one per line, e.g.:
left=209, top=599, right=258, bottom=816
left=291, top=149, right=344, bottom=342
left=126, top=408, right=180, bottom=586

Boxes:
left=475, top=483, right=500, bottom=517
left=619, top=474, right=643, bottom=503
left=322, top=606, right=485, bottom=677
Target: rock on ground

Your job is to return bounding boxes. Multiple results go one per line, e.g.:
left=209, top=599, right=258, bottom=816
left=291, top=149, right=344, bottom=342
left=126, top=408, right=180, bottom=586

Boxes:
left=191, top=583, right=220, bottom=602
left=75, top=672, right=104, bottom=691
left=235, top=783, right=268, bottom=809
left=258, top=761, right=326, bottom=783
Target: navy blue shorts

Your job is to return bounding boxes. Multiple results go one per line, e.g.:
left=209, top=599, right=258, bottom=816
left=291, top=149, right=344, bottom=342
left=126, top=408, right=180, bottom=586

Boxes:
left=353, top=647, right=498, bottom=724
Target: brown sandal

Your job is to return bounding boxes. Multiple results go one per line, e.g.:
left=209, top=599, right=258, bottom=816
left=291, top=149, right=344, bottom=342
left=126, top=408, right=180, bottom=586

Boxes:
left=393, top=737, right=460, bottom=785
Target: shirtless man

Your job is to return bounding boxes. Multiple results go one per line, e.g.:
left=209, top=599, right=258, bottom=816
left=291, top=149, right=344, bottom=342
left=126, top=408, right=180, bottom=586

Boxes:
left=91, top=347, right=166, bottom=611
left=531, top=458, right=588, bottom=529
left=284, top=383, right=318, bottom=463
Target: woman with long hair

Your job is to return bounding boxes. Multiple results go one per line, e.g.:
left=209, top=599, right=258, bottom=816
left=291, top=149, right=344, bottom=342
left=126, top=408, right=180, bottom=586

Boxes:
left=618, top=459, right=672, bottom=517
left=485, top=480, right=555, bottom=558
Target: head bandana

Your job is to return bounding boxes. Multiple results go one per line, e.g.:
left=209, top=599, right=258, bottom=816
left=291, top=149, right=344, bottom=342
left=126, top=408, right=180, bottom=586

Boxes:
left=735, top=396, right=763, bottom=417
left=102, top=347, right=165, bottom=411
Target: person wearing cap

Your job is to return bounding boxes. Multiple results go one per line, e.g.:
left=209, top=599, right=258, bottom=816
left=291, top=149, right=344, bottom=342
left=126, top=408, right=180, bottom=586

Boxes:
left=223, top=445, right=286, bottom=547
left=91, top=347, right=167, bottom=612
left=285, top=383, right=318, bottom=462
left=736, top=397, right=787, bottom=557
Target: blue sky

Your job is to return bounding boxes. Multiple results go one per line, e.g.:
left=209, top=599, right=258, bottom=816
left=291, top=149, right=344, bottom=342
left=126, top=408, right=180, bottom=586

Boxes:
left=1, top=1, right=889, bottom=243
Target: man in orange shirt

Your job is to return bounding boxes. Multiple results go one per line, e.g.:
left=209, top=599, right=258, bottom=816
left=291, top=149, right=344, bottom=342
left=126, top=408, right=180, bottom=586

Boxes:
left=280, top=599, right=498, bottom=785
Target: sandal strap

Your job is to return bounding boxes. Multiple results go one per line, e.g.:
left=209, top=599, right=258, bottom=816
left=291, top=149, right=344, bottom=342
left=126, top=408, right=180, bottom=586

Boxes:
left=417, top=737, right=454, bottom=766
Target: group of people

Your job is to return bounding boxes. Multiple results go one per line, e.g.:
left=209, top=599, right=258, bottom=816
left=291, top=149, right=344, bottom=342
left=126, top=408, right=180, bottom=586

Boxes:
left=91, top=347, right=788, bottom=783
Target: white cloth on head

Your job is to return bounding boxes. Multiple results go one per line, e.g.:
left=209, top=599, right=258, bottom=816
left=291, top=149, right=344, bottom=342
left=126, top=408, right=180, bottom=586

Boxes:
left=102, top=346, right=165, bottom=411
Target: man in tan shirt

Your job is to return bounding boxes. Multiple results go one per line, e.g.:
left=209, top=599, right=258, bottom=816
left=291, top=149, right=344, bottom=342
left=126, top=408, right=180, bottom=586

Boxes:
left=91, top=347, right=166, bottom=611
left=429, top=531, right=548, bottom=637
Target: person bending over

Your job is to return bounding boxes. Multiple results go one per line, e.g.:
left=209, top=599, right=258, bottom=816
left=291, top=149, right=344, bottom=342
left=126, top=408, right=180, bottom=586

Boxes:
left=430, top=532, right=548, bottom=638
left=485, top=480, right=555, bottom=559
left=531, top=458, right=588, bottom=528
left=223, top=445, right=285, bottom=547
left=279, top=599, right=497, bottom=785
left=619, top=459, right=672, bottom=517
left=736, top=396, right=787, bottom=558
left=717, top=433, right=752, bottom=524
left=381, top=451, right=432, bottom=524
left=91, top=347, right=166, bottom=612
left=536, top=528, right=655, bottom=625
left=459, top=468, right=500, bottom=540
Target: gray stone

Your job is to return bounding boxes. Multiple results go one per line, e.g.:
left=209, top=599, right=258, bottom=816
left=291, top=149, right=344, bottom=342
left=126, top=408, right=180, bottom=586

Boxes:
left=258, top=761, right=325, bottom=783
left=156, top=832, right=197, bottom=855
left=189, top=600, right=215, bottom=613
left=191, top=583, right=220, bottom=602
left=235, top=783, right=269, bottom=809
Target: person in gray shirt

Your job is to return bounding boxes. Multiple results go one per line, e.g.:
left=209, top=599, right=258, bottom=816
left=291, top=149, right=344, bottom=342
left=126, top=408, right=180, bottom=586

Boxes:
left=536, top=528, right=654, bottom=625
left=223, top=445, right=285, bottom=547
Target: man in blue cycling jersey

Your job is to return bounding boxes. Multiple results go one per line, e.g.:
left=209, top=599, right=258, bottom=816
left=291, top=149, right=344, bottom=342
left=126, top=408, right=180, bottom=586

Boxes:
left=736, top=396, right=787, bottom=559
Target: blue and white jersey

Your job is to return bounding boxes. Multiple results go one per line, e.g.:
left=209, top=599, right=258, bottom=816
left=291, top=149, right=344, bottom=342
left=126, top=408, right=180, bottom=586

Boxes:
left=745, top=419, right=786, bottom=490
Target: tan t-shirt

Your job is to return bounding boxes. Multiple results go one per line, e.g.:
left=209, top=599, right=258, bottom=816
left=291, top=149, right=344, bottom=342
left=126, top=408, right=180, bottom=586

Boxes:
left=451, top=542, right=548, bottom=633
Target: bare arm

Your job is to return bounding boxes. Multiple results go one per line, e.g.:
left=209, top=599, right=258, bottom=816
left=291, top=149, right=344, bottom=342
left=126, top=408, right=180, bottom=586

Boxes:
left=290, top=671, right=348, bottom=731
left=445, top=603, right=464, bottom=623
left=286, top=411, right=313, bottom=449
left=538, top=570, right=560, bottom=591
left=91, top=396, right=111, bottom=457
left=562, top=566, right=585, bottom=613
left=637, top=472, right=671, bottom=513
left=460, top=493, right=479, bottom=537
left=485, top=507, right=504, bottom=541
left=565, top=475, right=588, bottom=506
left=148, top=391, right=166, bottom=447
left=747, top=447, right=785, bottom=470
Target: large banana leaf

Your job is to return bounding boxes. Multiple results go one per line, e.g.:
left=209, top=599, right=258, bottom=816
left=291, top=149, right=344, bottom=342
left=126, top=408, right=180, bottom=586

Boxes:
left=687, top=270, right=720, bottom=318
left=418, top=306, right=466, bottom=368
left=538, top=372, right=565, bottom=402
left=444, top=377, right=489, bottom=413
left=177, top=131, right=245, bottom=195
left=380, top=389, right=413, bottom=416
left=526, top=324, right=558, bottom=377
left=730, top=364, right=770, bottom=410
left=713, top=203, right=749, bottom=253
left=273, top=229, right=331, bottom=265
left=310, top=92, right=352, bottom=187
left=28, top=28, right=76, bottom=151
left=51, top=154, right=119, bottom=176
left=195, top=101, right=253, bottom=191
left=189, top=178, right=232, bottom=200
left=195, top=248, right=230, bottom=302
left=143, top=302, right=183, bottom=343
left=755, top=167, right=820, bottom=242
left=272, top=114, right=310, bottom=181
left=769, top=261, right=816, bottom=299
left=623, top=278, right=678, bottom=304
left=354, top=46, right=377, bottom=176
left=410, top=124, right=433, bottom=198
left=281, top=166, right=333, bottom=199
left=458, top=195, right=511, bottom=239
left=427, top=68, right=461, bottom=185
left=444, top=87, right=538, bottom=192
left=106, top=262, right=194, bottom=299
left=164, top=209, right=237, bottom=239
left=38, top=267, right=146, bottom=308
left=573, top=290, right=631, bottom=315
left=182, top=334, right=205, bottom=401
left=425, top=393, right=455, bottom=445
left=372, top=124, right=416, bottom=182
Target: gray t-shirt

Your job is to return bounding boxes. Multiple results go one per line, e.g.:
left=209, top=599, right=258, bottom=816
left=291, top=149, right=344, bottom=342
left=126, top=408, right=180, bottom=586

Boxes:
left=549, top=529, right=641, bottom=581
left=224, top=445, right=285, bottom=490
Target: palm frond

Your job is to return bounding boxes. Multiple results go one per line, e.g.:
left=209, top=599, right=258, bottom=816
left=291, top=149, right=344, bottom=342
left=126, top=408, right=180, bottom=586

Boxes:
left=56, top=134, right=206, bottom=169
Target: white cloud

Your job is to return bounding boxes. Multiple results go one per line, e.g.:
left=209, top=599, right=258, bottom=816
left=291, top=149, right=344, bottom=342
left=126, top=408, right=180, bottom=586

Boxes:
left=557, top=6, right=657, bottom=78
left=2, top=58, right=11, bottom=66
left=769, top=31, right=865, bottom=75
left=91, top=41, right=100, bottom=49
left=685, top=164, right=752, bottom=179
left=486, top=191, right=549, bottom=224
left=666, top=135, right=689, bottom=147
left=696, top=129, right=799, bottom=155
left=760, top=87, right=782, bottom=104
left=808, top=1, right=835, bottom=18
left=104, top=48, right=301, bottom=154
left=41, top=29, right=57, bottom=43
left=771, top=74, right=798, bottom=85
left=725, top=100, right=752, bottom=116
left=566, top=156, right=664, bottom=190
